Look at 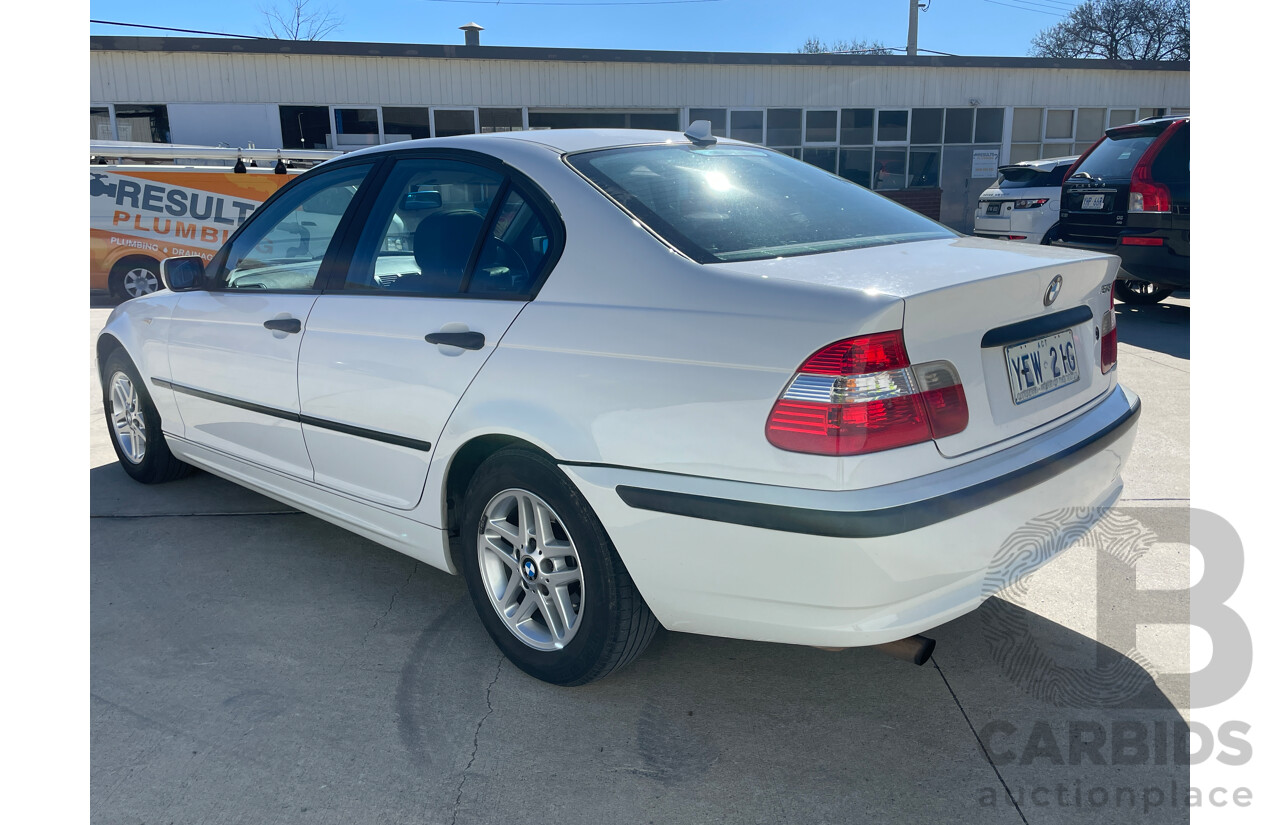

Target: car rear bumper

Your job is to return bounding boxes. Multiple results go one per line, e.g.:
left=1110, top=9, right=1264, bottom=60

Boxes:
left=560, top=383, right=1139, bottom=647
left=1054, top=236, right=1189, bottom=288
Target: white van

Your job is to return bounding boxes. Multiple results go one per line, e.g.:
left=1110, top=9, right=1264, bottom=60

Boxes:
left=973, top=156, right=1076, bottom=245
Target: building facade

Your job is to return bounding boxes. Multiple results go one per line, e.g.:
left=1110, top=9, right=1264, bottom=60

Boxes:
left=90, top=36, right=1189, bottom=231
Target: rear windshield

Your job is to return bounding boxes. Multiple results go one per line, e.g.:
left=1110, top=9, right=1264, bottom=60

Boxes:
left=567, top=144, right=954, bottom=263
left=1071, top=129, right=1161, bottom=181
left=995, top=165, right=1070, bottom=189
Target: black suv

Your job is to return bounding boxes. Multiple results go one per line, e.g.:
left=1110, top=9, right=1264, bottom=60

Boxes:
left=1055, top=116, right=1189, bottom=305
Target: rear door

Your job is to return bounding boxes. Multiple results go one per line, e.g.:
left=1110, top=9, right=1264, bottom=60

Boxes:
left=297, top=154, right=562, bottom=509
left=166, top=162, right=374, bottom=478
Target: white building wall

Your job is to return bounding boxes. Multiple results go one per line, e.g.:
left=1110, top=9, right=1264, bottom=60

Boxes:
left=90, top=52, right=1191, bottom=111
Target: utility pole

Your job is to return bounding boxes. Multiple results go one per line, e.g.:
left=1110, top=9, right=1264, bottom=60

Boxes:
left=907, top=0, right=920, bottom=57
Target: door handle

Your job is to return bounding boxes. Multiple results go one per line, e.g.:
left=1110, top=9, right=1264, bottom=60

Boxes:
left=425, top=331, right=485, bottom=350
left=263, top=318, right=302, bottom=334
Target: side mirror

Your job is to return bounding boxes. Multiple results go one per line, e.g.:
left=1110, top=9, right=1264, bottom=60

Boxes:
left=160, top=256, right=206, bottom=292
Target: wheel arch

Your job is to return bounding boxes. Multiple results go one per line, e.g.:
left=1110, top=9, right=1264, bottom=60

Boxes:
left=441, top=433, right=557, bottom=573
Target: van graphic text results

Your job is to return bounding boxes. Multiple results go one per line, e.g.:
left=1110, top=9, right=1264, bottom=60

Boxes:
left=92, top=173, right=262, bottom=248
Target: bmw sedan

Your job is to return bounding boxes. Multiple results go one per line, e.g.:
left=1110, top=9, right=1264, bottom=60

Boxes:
left=97, top=126, right=1139, bottom=685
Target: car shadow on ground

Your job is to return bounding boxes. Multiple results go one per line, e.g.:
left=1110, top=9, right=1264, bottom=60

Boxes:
left=1116, top=296, right=1189, bottom=361
left=91, top=462, right=1191, bottom=824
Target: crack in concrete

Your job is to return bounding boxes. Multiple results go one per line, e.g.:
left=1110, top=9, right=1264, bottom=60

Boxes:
left=932, top=656, right=1029, bottom=825
left=362, top=563, right=418, bottom=646
left=450, top=655, right=503, bottom=825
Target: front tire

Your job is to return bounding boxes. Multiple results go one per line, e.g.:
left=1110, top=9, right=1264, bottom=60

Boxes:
left=1113, top=279, right=1173, bottom=305
left=102, top=349, right=193, bottom=484
left=459, top=447, right=658, bottom=685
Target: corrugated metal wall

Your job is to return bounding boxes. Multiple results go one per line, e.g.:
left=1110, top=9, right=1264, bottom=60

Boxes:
left=90, top=51, right=1190, bottom=110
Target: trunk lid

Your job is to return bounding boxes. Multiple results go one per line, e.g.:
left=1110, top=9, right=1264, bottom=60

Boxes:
left=719, top=236, right=1118, bottom=457
left=1059, top=122, right=1169, bottom=245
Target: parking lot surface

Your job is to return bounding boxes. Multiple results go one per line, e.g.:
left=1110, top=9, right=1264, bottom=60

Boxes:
left=91, top=296, right=1191, bottom=824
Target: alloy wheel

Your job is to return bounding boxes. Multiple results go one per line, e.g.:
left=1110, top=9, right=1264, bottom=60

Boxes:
left=476, top=488, right=585, bottom=651
left=109, top=371, right=147, bottom=464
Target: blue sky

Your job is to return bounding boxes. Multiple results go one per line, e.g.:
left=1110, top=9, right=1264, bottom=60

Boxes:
left=89, top=0, right=1082, bottom=57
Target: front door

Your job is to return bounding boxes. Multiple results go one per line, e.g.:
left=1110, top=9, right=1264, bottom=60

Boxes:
left=297, top=155, right=559, bottom=509
left=166, top=162, right=375, bottom=478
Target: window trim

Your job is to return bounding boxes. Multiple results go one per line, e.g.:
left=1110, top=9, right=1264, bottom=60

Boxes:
left=205, top=157, right=383, bottom=295
left=316, top=147, right=566, bottom=302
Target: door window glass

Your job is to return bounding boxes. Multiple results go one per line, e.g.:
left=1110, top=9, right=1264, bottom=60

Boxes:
left=215, top=164, right=372, bottom=291
left=344, top=158, right=504, bottom=294
left=469, top=190, right=554, bottom=296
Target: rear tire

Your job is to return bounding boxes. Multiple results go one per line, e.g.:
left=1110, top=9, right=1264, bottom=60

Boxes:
left=459, top=447, right=658, bottom=685
left=102, top=349, right=193, bottom=484
left=1113, top=279, right=1173, bottom=305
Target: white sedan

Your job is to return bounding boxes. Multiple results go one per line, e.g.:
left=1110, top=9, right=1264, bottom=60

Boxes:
left=97, top=126, right=1138, bottom=685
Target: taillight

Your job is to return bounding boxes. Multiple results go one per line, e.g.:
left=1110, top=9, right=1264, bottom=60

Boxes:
left=1013, top=198, right=1049, bottom=209
left=765, top=331, right=968, bottom=456
left=1128, top=120, right=1184, bottom=213
left=1100, top=286, right=1117, bottom=374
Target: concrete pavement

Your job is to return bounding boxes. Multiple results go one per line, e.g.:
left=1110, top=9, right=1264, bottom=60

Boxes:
left=90, top=296, right=1192, bottom=824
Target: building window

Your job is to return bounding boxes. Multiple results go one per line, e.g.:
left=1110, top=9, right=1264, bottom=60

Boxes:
left=766, top=109, right=802, bottom=147
left=434, top=109, right=477, bottom=137
left=728, top=110, right=764, bottom=144
left=1109, top=109, right=1137, bottom=128
left=383, top=107, right=432, bottom=141
left=480, top=108, right=524, bottom=133
left=805, top=110, right=837, bottom=144
left=91, top=107, right=112, bottom=141
left=908, top=146, right=941, bottom=188
left=689, top=108, right=727, bottom=136
left=629, top=112, right=680, bottom=130
left=1045, top=109, right=1074, bottom=140
left=873, top=148, right=907, bottom=190
left=280, top=105, right=331, bottom=150
left=839, top=148, right=873, bottom=188
left=974, top=108, right=1004, bottom=144
left=840, top=109, right=874, bottom=146
left=876, top=110, right=908, bottom=143
left=910, top=109, right=943, bottom=145
left=944, top=108, right=973, bottom=144
left=114, top=104, right=170, bottom=143
left=802, top=147, right=837, bottom=172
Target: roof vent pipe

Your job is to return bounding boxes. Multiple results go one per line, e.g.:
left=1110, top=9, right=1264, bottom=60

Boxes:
left=460, top=23, right=483, bottom=47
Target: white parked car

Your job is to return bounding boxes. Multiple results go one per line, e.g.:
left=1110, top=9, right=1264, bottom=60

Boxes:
left=98, top=127, right=1138, bottom=685
left=973, top=156, right=1077, bottom=244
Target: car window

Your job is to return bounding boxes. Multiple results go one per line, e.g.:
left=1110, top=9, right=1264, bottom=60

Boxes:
left=213, top=163, right=371, bottom=291
left=568, top=144, right=953, bottom=264
left=1151, top=125, right=1189, bottom=184
left=1072, top=129, right=1161, bottom=181
left=466, top=189, right=553, bottom=296
left=343, top=158, right=504, bottom=294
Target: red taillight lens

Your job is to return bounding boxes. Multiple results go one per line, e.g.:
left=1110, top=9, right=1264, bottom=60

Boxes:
left=766, top=332, right=969, bottom=456
left=1100, top=287, right=1117, bottom=374
left=1128, top=169, right=1171, bottom=213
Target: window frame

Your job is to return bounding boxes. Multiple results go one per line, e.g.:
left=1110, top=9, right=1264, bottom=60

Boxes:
left=317, top=148, right=566, bottom=302
left=205, top=158, right=380, bottom=295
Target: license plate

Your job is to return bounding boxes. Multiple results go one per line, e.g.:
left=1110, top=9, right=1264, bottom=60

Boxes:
left=986, top=202, right=1002, bottom=215
left=1081, top=194, right=1106, bottom=210
left=1005, top=329, right=1081, bottom=404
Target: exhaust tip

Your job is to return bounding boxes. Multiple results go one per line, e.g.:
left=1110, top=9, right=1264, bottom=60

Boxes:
left=872, top=634, right=936, bottom=666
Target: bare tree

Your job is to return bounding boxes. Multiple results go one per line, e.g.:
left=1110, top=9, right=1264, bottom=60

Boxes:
left=1030, top=0, right=1189, bottom=60
left=259, top=0, right=343, bottom=40
left=797, top=37, right=894, bottom=56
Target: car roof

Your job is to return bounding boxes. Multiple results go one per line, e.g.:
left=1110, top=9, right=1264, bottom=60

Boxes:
left=337, top=128, right=756, bottom=160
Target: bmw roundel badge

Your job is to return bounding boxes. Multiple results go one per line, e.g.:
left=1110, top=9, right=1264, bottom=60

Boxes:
left=523, top=559, right=538, bottom=581
left=1044, top=274, right=1063, bottom=307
